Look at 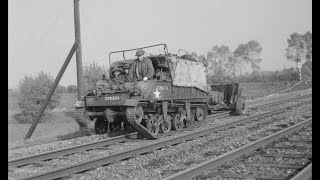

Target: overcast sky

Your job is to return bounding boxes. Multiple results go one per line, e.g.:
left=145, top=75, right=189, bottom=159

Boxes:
left=8, top=0, right=312, bottom=89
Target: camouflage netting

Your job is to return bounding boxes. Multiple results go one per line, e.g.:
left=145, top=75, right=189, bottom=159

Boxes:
left=85, top=59, right=138, bottom=96
left=87, top=79, right=138, bottom=96
left=169, top=57, right=209, bottom=92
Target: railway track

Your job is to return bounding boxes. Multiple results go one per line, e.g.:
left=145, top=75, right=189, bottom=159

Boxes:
left=247, top=93, right=311, bottom=110
left=9, top=98, right=311, bottom=180
left=9, top=94, right=311, bottom=168
left=164, top=118, right=312, bottom=180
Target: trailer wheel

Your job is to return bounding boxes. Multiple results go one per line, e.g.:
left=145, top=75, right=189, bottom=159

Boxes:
left=195, top=107, right=207, bottom=122
left=235, top=97, right=246, bottom=115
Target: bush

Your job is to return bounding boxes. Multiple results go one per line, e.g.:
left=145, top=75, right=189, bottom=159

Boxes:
left=56, top=85, right=67, bottom=94
left=16, top=71, right=61, bottom=124
left=67, top=84, right=77, bottom=93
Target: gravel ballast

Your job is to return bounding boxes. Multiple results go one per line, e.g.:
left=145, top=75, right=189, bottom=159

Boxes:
left=8, top=91, right=312, bottom=180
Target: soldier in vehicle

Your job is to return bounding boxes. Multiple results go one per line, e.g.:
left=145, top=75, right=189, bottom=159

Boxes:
left=111, top=66, right=127, bottom=84
left=129, top=49, right=155, bottom=81
left=123, top=63, right=131, bottom=75
left=122, top=63, right=135, bottom=83
left=111, top=66, right=122, bottom=78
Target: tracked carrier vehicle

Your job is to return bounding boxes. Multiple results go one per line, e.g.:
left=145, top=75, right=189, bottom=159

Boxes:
left=74, top=44, right=246, bottom=139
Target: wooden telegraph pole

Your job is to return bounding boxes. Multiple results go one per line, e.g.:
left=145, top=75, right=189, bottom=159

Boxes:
left=74, top=0, right=84, bottom=100
left=24, top=0, right=84, bottom=139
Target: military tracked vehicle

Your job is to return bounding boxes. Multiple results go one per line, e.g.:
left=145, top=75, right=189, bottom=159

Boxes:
left=74, top=43, right=246, bottom=139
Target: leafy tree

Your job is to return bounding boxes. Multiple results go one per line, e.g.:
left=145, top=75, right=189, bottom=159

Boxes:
left=16, top=71, right=60, bottom=123
left=285, top=31, right=312, bottom=81
left=234, top=43, right=247, bottom=75
left=206, top=45, right=233, bottom=83
left=67, top=84, right=77, bottom=93
left=246, top=40, right=262, bottom=72
left=56, top=85, right=67, bottom=94
left=234, top=40, right=262, bottom=74
left=212, top=45, right=231, bottom=66
left=226, top=55, right=240, bottom=79
left=303, top=31, right=312, bottom=61
left=285, top=32, right=307, bottom=63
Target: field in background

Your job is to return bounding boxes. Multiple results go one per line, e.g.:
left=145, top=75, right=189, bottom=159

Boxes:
left=241, top=81, right=312, bottom=99
left=8, top=81, right=312, bottom=150
left=8, top=93, right=78, bottom=149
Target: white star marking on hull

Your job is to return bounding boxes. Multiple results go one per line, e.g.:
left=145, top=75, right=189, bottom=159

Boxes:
left=154, top=88, right=160, bottom=99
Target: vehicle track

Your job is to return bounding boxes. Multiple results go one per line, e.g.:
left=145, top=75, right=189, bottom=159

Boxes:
left=8, top=99, right=311, bottom=180
left=8, top=94, right=311, bottom=168
left=164, top=118, right=312, bottom=180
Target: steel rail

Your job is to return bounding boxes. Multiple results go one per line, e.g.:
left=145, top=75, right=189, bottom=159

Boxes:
left=17, top=100, right=311, bottom=180
left=9, top=94, right=311, bottom=168
left=163, top=117, right=312, bottom=180
left=289, top=163, right=312, bottom=180
left=249, top=94, right=311, bottom=109
left=195, top=93, right=311, bottom=129
left=9, top=111, right=228, bottom=168
left=9, top=133, right=138, bottom=168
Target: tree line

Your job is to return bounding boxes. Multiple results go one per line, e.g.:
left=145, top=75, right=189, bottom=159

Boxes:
left=189, top=40, right=263, bottom=83
left=190, top=31, right=311, bottom=83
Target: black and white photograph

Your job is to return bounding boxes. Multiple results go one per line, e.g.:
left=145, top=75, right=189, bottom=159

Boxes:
left=8, top=0, right=312, bottom=179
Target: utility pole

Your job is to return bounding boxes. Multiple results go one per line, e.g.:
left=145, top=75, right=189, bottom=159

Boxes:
left=74, top=0, right=84, bottom=100
left=25, top=0, right=84, bottom=139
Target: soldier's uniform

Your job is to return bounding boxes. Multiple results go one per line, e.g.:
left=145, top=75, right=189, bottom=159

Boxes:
left=110, top=67, right=126, bottom=84
left=122, top=63, right=135, bottom=83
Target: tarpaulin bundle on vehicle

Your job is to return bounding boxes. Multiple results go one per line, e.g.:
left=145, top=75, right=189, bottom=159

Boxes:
left=169, top=57, right=209, bottom=92
left=109, top=56, right=209, bottom=92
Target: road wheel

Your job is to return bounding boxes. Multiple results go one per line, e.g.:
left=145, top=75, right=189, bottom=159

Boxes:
left=146, top=116, right=160, bottom=136
left=160, top=115, right=172, bottom=133
left=172, top=113, right=183, bottom=131
left=186, top=111, right=195, bottom=128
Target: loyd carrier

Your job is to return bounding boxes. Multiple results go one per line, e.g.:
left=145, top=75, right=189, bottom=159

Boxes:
left=74, top=43, right=246, bottom=139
